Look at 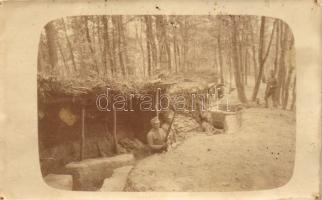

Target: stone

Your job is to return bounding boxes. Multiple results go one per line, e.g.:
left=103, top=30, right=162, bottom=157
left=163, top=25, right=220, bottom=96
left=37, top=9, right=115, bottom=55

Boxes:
left=173, top=114, right=200, bottom=133
left=44, top=174, right=73, bottom=190
left=58, top=107, right=77, bottom=126
left=100, top=165, right=133, bottom=191
left=65, top=154, right=135, bottom=191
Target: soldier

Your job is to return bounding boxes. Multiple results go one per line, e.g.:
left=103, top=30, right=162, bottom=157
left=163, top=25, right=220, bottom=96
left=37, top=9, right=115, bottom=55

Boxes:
left=265, top=70, right=278, bottom=108
left=146, top=117, right=168, bottom=153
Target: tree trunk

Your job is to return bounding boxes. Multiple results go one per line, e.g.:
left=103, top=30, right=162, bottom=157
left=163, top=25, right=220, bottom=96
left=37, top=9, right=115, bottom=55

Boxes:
left=282, top=66, right=294, bottom=109
left=173, top=32, right=178, bottom=73
left=238, top=41, right=244, bottom=85
left=251, top=17, right=266, bottom=101
left=135, top=24, right=146, bottom=76
left=228, top=50, right=233, bottom=90
left=150, top=16, right=158, bottom=71
left=180, top=17, right=189, bottom=72
left=273, top=20, right=280, bottom=76
left=232, top=16, right=248, bottom=103
left=157, top=16, right=172, bottom=71
left=116, top=16, right=127, bottom=76
left=290, top=77, right=296, bottom=111
left=250, top=23, right=258, bottom=83
left=45, top=21, right=59, bottom=75
left=144, top=16, right=158, bottom=73
left=111, top=17, right=118, bottom=75
left=176, top=41, right=181, bottom=72
left=144, top=16, right=152, bottom=76
left=61, top=19, right=77, bottom=72
left=217, top=35, right=224, bottom=84
left=244, top=49, right=249, bottom=85
left=97, top=16, right=103, bottom=62
left=38, top=34, right=48, bottom=74
left=103, top=16, right=114, bottom=75
left=213, top=47, right=219, bottom=74
left=56, top=40, right=70, bottom=76
left=84, top=16, right=99, bottom=73
left=102, top=16, right=108, bottom=75
left=120, top=16, right=130, bottom=75
left=275, top=22, right=288, bottom=105
left=252, top=17, right=276, bottom=101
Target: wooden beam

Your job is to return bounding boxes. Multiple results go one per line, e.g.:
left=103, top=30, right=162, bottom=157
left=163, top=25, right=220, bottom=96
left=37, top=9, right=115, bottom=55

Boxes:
left=80, top=106, right=86, bottom=160
left=113, top=106, right=119, bottom=154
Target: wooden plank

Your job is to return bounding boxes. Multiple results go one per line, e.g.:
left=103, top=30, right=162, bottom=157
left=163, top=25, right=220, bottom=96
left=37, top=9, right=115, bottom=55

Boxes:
left=113, top=106, right=119, bottom=154
left=80, top=106, right=86, bottom=160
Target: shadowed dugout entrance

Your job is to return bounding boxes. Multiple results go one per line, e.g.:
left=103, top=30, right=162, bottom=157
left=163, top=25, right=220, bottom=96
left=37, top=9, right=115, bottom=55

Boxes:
left=38, top=77, right=166, bottom=187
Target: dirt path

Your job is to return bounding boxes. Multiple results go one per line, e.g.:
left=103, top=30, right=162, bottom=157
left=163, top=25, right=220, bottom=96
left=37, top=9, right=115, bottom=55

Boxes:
left=124, top=107, right=296, bottom=191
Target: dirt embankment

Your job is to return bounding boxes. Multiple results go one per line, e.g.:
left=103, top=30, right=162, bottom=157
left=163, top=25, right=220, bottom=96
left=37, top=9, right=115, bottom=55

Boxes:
left=124, top=107, right=296, bottom=192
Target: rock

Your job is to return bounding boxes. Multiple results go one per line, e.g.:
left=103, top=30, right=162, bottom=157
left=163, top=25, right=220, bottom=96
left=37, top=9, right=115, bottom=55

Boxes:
left=58, top=107, right=77, bottom=126
left=44, top=174, right=73, bottom=190
left=173, top=114, right=199, bottom=133
left=118, top=138, right=145, bottom=152
left=201, top=121, right=216, bottom=133
left=65, top=154, right=135, bottom=191
left=133, top=139, right=145, bottom=148
left=100, top=165, right=133, bottom=191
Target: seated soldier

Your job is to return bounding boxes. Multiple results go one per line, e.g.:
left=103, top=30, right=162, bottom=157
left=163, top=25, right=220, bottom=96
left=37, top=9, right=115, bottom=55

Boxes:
left=146, top=117, right=168, bottom=153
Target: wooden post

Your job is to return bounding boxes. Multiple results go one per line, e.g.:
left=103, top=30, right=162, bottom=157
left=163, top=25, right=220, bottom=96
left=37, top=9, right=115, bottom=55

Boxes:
left=156, top=88, right=159, bottom=120
left=113, top=105, right=119, bottom=154
left=80, top=106, right=86, bottom=161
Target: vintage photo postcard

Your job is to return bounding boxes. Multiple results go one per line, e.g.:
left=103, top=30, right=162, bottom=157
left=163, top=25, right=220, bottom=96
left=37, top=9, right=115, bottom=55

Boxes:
left=0, top=0, right=321, bottom=200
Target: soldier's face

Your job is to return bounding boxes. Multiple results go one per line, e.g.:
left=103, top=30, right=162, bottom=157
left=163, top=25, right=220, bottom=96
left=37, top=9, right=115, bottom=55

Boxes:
left=152, top=121, right=160, bottom=128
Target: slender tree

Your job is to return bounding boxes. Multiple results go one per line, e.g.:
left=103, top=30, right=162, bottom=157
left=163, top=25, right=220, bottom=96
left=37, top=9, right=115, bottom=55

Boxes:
left=135, top=24, right=146, bottom=76
left=250, top=23, right=258, bottom=83
left=217, top=29, right=224, bottom=83
left=275, top=22, right=288, bottom=105
left=290, top=77, right=296, bottom=111
left=252, top=17, right=276, bottom=101
left=44, top=21, right=59, bottom=75
left=231, top=16, right=248, bottom=103
left=114, top=16, right=127, bottom=76
left=83, top=16, right=99, bottom=73
left=144, top=16, right=153, bottom=76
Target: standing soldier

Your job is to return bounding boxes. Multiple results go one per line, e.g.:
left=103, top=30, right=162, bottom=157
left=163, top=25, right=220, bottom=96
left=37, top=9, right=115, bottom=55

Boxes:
left=265, top=70, right=278, bottom=108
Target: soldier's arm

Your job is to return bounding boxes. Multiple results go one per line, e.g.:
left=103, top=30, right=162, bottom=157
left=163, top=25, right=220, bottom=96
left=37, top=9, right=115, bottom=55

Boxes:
left=147, top=132, right=164, bottom=150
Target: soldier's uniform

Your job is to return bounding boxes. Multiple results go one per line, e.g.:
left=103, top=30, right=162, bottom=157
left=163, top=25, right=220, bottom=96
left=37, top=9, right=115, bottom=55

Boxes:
left=146, top=117, right=167, bottom=153
left=265, top=75, right=278, bottom=108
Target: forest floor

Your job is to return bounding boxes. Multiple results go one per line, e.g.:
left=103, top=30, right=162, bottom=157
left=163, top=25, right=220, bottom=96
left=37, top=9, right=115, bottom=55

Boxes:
left=124, top=80, right=296, bottom=192
left=125, top=107, right=296, bottom=191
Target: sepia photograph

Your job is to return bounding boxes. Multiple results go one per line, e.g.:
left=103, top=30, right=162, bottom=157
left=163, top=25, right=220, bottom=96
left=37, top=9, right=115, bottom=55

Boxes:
left=1, top=0, right=321, bottom=199
left=37, top=15, right=297, bottom=192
